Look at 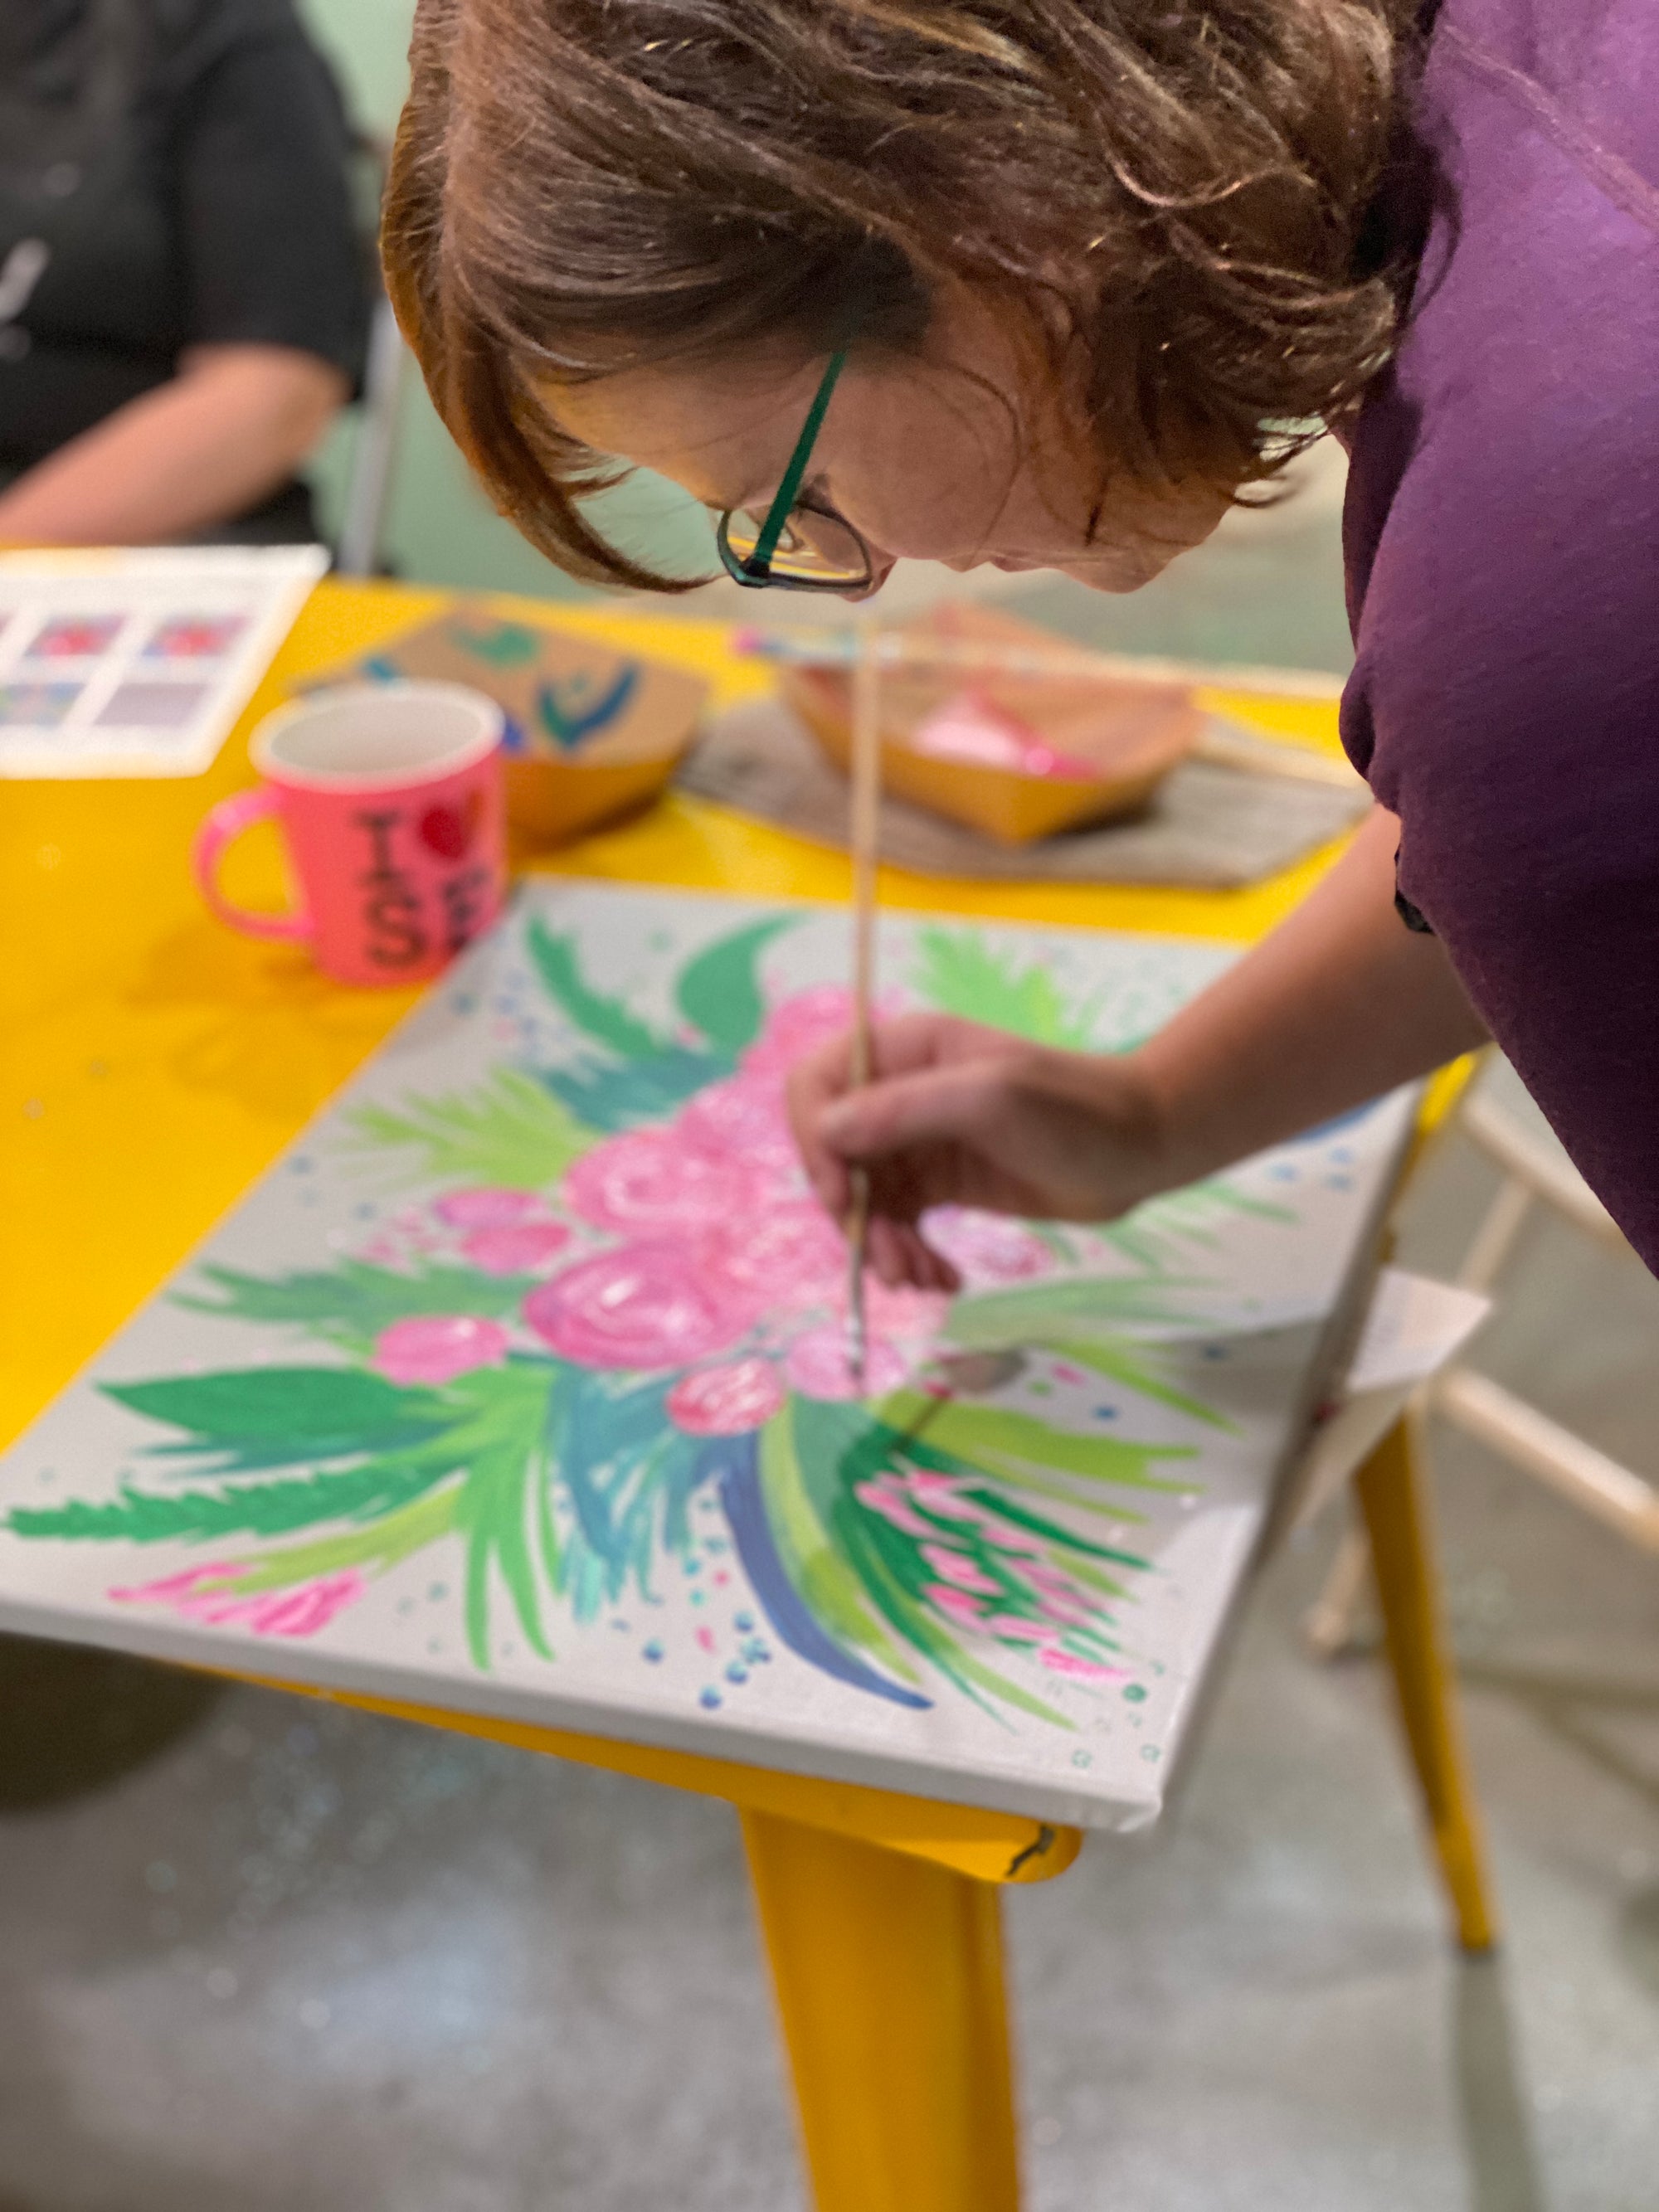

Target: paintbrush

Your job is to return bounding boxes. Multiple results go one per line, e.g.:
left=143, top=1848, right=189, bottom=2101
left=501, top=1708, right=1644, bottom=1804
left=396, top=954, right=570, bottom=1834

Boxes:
left=733, top=625, right=1362, bottom=790
left=844, top=621, right=883, bottom=1392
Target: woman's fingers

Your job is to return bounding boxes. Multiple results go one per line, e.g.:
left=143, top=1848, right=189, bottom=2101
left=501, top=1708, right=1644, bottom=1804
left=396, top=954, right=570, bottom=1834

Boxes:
left=816, top=1060, right=1016, bottom=1173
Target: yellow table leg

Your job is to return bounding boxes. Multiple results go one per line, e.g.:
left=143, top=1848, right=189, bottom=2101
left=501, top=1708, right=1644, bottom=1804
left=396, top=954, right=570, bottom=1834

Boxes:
left=1355, top=1412, right=1499, bottom=1952
left=742, top=1808, right=1022, bottom=2212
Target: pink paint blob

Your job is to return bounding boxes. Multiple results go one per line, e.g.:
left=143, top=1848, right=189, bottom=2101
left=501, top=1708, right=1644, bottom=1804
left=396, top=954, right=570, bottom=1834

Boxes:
left=984, top=1615, right=1052, bottom=1644
left=854, top=1479, right=935, bottom=1539
left=667, top=1356, right=786, bottom=1436
left=924, top=1582, right=987, bottom=1630
left=434, top=1186, right=552, bottom=1229
left=111, top=1562, right=366, bottom=1638
left=785, top=1326, right=907, bottom=1402
left=919, top=1543, right=1003, bottom=1596
left=459, top=1221, right=572, bottom=1275
left=908, top=690, right=1099, bottom=780
left=1038, top=1649, right=1125, bottom=1680
left=372, top=1314, right=511, bottom=1386
left=695, top=1626, right=717, bottom=1655
left=523, top=1240, right=757, bottom=1369
left=920, top=1206, right=1053, bottom=1286
left=562, top=1127, right=764, bottom=1234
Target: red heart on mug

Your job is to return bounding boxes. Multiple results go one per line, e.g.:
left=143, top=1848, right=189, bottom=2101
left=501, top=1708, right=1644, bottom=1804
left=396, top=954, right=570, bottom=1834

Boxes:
left=417, top=792, right=481, bottom=860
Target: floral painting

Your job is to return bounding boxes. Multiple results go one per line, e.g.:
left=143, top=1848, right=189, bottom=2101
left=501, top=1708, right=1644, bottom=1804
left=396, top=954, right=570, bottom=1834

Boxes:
left=0, top=887, right=1409, bottom=1824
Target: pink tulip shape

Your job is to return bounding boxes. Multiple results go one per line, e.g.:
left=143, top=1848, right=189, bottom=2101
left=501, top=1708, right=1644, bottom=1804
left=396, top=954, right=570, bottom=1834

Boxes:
left=372, top=1314, right=511, bottom=1385
left=666, top=1357, right=786, bottom=1436
left=434, top=1186, right=553, bottom=1228
left=562, top=1127, right=766, bottom=1235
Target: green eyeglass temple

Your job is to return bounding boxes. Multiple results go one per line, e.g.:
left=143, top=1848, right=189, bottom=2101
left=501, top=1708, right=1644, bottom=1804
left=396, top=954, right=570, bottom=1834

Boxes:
left=716, top=344, right=868, bottom=590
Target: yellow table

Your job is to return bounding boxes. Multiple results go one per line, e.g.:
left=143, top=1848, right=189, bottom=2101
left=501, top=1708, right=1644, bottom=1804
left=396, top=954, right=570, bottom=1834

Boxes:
left=0, top=578, right=1493, bottom=2211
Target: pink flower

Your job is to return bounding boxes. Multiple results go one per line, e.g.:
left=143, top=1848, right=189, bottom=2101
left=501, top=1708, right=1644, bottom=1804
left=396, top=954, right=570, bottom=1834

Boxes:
left=562, top=1127, right=765, bottom=1234
left=524, top=1240, right=757, bottom=1369
left=459, top=1222, right=572, bottom=1275
left=678, top=1075, right=800, bottom=1179
left=919, top=1543, right=1003, bottom=1596
left=667, top=1357, right=786, bottom=1436
left=924, top=1582, right=987, bottom=1630
left=715, top=1201, right=847, bottom=1308
left=435, top=1187, right=552, bottom=1229
left=111, top=1563, right=365, bottom=1638
left=920, top=1206, right=1053, bottom=1286
left=854, top=1478, right=935, bottom=1538
left=1038, top=1649, right=1124, bottom=1680
left=785, top=1325, right=907, bottom=1401
left=372, top=1315, right=510, bottom=1386
left=740, top=985, right=858, bottom=1080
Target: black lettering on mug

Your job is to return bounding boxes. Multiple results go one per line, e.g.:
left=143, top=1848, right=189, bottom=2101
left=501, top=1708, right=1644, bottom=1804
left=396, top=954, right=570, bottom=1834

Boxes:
left=439, top=864, right=491, bottom=953
left=354, top=809, right=429, bottom=967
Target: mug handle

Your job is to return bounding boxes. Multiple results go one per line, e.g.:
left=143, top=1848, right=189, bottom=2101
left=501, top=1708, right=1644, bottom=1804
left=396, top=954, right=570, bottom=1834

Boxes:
left=193, top=786, right=314, bottom=943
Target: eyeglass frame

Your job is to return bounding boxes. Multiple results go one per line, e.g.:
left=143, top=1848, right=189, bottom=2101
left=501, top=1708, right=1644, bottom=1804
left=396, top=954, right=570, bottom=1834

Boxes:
left=714, top=339, right=874, bottom=592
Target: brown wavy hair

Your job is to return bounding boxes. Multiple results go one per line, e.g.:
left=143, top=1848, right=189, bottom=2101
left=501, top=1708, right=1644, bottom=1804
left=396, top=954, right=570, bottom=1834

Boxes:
left=382, top=0, right=1414, bottom=591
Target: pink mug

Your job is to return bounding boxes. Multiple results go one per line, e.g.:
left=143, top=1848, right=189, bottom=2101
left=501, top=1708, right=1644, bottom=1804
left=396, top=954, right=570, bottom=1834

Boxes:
left=195, top=683, right=507, bottom=986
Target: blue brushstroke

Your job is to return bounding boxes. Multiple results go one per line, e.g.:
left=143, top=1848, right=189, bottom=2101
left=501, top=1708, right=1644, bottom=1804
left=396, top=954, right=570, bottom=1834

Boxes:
left=711, top=1437, right=932, bottom=1709
left=536, top=663, right=640, bottom=751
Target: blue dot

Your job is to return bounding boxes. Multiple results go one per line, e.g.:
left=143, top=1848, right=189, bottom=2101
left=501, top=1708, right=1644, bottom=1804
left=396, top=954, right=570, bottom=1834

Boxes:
left=1269, top=1163, right=1298, bottom=1182
left=734, top=1611, right=756, bottom=1633
left=641, top=1640, right=664, bottom=1663
left=1093, top=1405, right=1117, bottom=1421
left=1201, top=1344, right=1228, bottom=1361
left=684, top=1558, right=701, bottom=1575
left=699, top=1688, right=722, bottom=1710
left=724, top=1663, right=748, bottom=1685
left=704, top=1538, right=728, bottom=1556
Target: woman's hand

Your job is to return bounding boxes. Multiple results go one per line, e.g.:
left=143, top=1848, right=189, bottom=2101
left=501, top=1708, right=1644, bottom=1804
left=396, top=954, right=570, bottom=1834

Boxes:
left=786, top=1014, right=1166, bottom=1288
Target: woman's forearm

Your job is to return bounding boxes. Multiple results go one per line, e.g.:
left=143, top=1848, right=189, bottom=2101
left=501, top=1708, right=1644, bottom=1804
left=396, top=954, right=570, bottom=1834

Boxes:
left=0, top=344, right=348, bottom=545
left=1135, top=805, right=1489, bottom=1189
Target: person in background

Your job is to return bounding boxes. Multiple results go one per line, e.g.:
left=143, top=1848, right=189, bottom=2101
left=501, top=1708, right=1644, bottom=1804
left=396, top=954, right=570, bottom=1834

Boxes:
left=0, top=0, right=367, bottom=546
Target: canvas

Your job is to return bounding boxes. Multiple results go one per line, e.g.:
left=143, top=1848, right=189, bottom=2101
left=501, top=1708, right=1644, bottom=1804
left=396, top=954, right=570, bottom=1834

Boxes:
left=0, top=885, right=1411, bottom=1829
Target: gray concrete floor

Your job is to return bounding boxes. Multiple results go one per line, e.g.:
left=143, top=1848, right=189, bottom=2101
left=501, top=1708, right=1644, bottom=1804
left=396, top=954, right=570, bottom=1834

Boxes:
left=4, top=477, right=1656, bottom=2208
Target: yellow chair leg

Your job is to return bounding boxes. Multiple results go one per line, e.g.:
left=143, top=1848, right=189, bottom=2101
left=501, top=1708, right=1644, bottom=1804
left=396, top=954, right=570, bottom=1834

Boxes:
left=1355, top=1412, right=1499, bottom=1952
left=742, top=1807, right=1022, bottom=2212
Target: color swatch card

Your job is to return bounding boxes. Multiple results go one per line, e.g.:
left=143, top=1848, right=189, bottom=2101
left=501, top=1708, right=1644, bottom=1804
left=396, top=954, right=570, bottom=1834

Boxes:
left=0, top=544, right=328, bottom=776
left=0, top=887, right=1411, bottom=1829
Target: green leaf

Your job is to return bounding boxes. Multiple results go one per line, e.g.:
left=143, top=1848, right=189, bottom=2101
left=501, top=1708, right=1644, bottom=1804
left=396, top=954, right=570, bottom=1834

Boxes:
left=758, top=1411, right=918, bottom=1680
left=945, top=1275, right=1198, bottom=1349
left=878, top=1390, right=1192, bottom=1490
left=343, top=1067, right=596, bottom=1189
left=7, top=1455, right=454, bottom=1544
left=178, top=1259, right=538, bottom=1355
left=911, top=926, right=1098, bottom=1048
left=186, top=1487, right=461, bottom=1588
left=543, top=1047, right=732, bottom=1132
left=1033, top=1339, right=1233, bottom=1429
left=674, top=916, right=796, bottom=1053
left=526, top=919, right=665, bottom=1057
left=103, top=1369, right=451, bottom=1471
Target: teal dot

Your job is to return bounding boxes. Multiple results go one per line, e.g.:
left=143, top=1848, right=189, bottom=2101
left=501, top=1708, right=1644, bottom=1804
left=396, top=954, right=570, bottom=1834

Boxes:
left=1122, top=1684, right=1148, bottom=1704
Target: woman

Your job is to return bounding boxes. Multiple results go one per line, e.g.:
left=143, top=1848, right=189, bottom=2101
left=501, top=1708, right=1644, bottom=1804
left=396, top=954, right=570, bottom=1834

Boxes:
left=382, top=0, right=1658, bottom=1278
left=0, top=0, right=366, bottom=544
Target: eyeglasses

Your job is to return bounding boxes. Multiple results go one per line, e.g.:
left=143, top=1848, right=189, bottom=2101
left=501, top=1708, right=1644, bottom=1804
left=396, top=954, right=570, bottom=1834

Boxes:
left=715, top=345, right=875, bottom=593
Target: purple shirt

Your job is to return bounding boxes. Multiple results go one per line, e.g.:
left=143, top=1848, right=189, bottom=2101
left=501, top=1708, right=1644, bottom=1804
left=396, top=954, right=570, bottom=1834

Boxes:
left=1342, top=0, right=1659, bottom=1265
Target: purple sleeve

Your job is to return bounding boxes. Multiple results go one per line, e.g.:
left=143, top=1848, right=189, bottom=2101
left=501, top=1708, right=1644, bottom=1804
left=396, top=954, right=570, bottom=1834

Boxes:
left=1344, top=150, right=1659, bottom=1266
